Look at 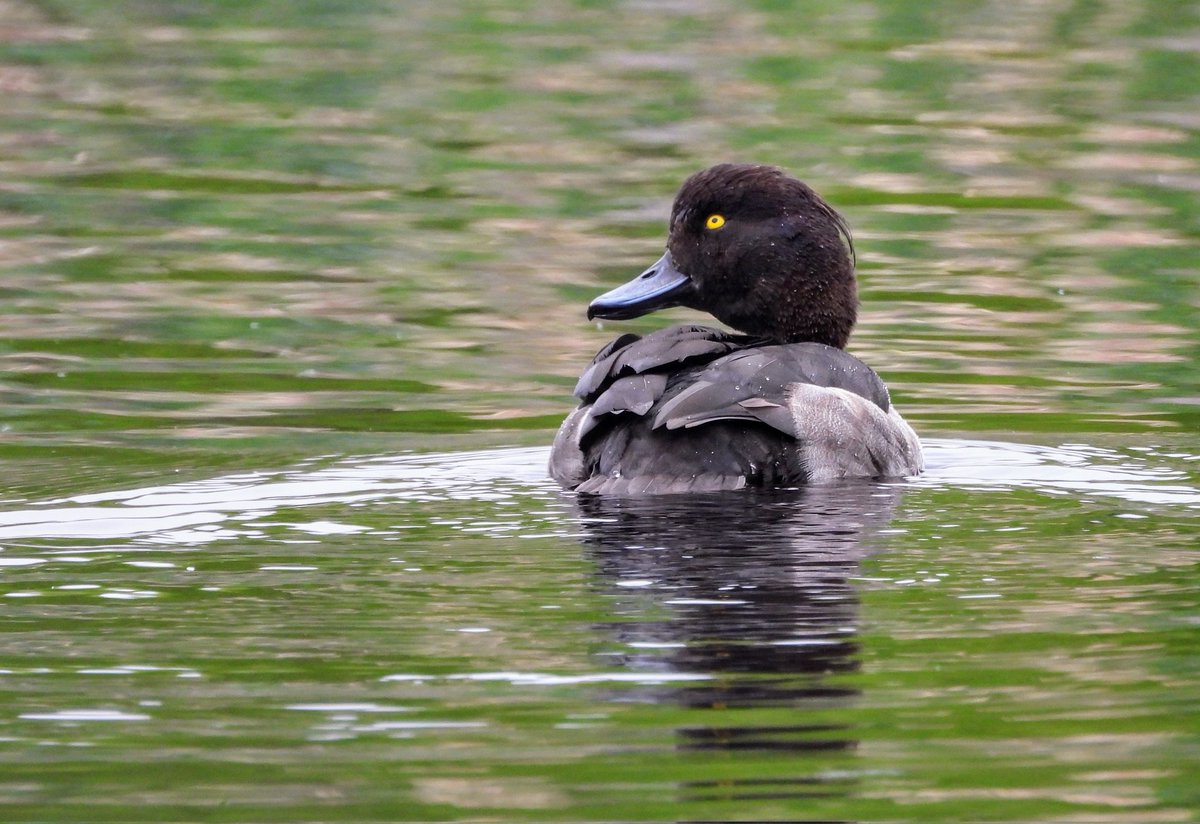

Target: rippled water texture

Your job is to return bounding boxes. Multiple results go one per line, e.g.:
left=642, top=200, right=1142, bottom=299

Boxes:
left=1, top=0, right=1198, bottom=821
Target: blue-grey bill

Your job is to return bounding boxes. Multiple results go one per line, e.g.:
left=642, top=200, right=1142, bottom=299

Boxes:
left=587, top=251, right=693, bottom=321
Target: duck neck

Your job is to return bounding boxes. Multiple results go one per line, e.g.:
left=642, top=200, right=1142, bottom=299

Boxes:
left=719, top=275, right=857, bottom=349
left=782, top=275, right=857, bottom=347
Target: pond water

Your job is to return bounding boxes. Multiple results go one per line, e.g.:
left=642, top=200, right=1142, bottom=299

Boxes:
left=1, top=0, right=1198, bottom=821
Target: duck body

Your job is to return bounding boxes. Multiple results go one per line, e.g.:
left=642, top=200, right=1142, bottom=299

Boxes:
left=549, top=164, right=923, bottom=495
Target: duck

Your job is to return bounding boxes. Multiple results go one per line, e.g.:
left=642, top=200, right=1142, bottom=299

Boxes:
left=549, top=163, right=923, bottom=495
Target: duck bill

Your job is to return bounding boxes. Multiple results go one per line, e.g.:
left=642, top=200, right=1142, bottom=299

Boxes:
left=587, top=251, right=693, bottom=321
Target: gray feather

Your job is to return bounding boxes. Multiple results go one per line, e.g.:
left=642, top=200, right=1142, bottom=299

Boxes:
left=549, top=324, right=916, bottom=494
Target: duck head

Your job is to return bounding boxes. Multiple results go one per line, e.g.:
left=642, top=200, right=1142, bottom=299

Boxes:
left=588, top=163, right=857, bottom=348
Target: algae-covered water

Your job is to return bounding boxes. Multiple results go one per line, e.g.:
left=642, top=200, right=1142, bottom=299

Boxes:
left=1, top=1, right=1197, bottom=821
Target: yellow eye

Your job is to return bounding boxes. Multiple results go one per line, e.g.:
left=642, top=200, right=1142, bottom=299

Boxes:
left=705, top=213, right=726, bottom=230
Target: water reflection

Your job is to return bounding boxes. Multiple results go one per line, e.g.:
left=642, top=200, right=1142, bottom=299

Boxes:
left=574, top=483, right=905, bottom=815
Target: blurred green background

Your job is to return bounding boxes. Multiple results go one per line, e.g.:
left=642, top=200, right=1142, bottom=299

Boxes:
left=2, top=0, right=1196, bottom=486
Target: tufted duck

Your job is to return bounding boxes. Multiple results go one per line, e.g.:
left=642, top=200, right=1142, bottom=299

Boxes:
left=549, top=163, right=923, bottom=494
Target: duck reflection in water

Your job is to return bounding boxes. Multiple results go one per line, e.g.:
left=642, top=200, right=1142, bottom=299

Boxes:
left=574, top=481, right=905, bottom=813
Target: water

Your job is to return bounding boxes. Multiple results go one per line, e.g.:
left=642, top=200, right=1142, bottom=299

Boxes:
left=2, top=0, right=1198, bottom=821
left=1, top=443, right=1197, bottom=820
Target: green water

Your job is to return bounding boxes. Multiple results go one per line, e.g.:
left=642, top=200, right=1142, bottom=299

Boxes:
left=1, top=0, right=1198, bottom=821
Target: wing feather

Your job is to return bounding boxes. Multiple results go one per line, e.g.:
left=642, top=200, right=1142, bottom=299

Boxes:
left=554, top=324, right=913, bottom=492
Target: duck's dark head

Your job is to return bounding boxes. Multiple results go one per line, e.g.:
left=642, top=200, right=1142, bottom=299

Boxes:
left=588, top=163, right=857, bottom=348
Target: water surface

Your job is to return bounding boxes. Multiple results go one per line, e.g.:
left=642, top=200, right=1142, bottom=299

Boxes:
left=1, top=0, right=1198, bottom=821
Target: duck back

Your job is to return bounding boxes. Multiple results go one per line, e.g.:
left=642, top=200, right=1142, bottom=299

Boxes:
left=550, top=325, right=920, bottom=494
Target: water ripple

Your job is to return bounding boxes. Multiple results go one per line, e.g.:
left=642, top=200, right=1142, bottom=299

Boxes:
left=0, top=441, right=1194, bottom=547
